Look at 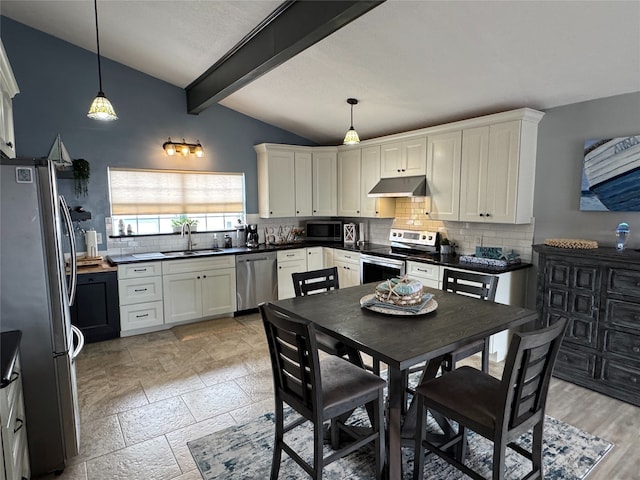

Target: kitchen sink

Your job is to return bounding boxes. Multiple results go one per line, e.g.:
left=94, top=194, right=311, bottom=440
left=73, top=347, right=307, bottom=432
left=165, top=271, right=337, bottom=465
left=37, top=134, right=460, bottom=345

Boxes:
left=162, top=249, right=223, bottom=257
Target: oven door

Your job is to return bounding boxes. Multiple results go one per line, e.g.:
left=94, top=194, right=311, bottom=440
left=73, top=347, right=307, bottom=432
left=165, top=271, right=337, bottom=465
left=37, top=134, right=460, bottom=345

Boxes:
left=360, top=254, right=406, bottom=284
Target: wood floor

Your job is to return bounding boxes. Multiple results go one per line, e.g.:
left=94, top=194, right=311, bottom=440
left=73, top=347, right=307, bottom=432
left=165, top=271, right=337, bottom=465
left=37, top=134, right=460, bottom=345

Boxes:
left=41, top=313, right=638, bottom=479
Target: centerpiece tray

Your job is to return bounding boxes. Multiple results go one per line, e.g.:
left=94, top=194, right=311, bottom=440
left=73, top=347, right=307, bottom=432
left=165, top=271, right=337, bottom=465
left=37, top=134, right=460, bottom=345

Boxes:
left=360, top=293, right=438, bottom=316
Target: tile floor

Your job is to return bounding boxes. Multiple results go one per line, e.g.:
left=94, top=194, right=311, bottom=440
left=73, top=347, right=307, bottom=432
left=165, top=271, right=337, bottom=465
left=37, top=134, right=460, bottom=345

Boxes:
left=40, top=313, right=638, bottom=480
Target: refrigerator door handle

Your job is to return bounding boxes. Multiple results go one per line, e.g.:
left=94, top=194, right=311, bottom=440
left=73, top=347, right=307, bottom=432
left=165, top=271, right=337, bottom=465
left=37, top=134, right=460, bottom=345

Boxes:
left=71, top=325, right=85, bottom=360
left=59, top=195, right=77, bottom=306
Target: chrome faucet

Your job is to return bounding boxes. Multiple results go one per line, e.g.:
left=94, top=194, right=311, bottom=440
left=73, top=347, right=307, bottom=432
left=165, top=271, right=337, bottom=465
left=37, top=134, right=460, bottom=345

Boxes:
left=181, top=222, right=196, bottom=251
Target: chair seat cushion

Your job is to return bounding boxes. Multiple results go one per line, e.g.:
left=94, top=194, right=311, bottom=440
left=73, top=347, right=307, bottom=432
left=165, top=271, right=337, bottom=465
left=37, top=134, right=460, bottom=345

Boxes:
left=414, top=366, right=500, bottom=436
left=316, top=331, right=346, bottom=356
left=320, top=356, right=386, bottom=419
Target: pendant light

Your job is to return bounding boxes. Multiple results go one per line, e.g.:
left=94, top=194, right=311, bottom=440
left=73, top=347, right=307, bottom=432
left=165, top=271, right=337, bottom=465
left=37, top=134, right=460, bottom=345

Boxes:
left=343, top=98, right=360, bottom=145
left=87, top=0, right=117, bottom=121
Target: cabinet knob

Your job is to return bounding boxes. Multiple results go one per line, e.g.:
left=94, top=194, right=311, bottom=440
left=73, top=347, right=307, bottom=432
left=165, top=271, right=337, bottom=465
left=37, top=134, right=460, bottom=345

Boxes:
left=6, top=141, right=13, bottom=148
left=479, top=213, right=484, bottom=217
left=14, top=418, right=24, bottom=433
left=401, top=169, right=406, bottom=172
left=397, top=169, right=401, bottom=172
left=356, top=210, right=359, bottom=214
left=296, top=211, right=300, bottom=214
left=313, top=210, right=317, bottom=213
left=203, top=275, right=207, bottom=278
left=197, top=276, right=201, bottom=279
left=486, top=213, right=491, bottom=217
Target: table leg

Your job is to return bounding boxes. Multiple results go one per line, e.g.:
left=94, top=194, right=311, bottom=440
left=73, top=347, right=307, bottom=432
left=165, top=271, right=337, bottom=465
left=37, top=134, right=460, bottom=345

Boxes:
left=387, top=366, right=403, bottom=480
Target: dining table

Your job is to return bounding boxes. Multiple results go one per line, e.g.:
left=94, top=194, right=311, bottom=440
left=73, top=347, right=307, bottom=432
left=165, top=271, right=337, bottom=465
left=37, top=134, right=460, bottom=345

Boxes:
left=270, top=282, right=539, bottom=479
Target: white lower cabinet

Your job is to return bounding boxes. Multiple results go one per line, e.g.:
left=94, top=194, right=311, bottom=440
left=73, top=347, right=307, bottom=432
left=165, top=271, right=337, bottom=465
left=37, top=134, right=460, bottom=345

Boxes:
left=163, top=257, right=236, bottom=324
left=333, top=249, right=360, bottom=288
left=306, top=247, right=323, bottom=271
left=118, top=262, right=164, bottom=332
left=277, top=249, right=307, bottom=300
left=406, top=261, right=440, bottom=289
left=1, top=354, right=29, bottom=480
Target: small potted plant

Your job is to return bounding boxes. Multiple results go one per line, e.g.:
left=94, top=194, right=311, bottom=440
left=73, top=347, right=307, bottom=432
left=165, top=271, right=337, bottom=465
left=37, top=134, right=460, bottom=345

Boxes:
left=440, top=237, right=454, bottom=255
left=171, top=215, right=198, bottom=233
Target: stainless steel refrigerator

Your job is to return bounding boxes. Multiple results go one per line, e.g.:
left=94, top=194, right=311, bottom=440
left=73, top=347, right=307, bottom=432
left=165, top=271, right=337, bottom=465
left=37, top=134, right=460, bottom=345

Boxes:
left=0, top=155, right=84, bottom=476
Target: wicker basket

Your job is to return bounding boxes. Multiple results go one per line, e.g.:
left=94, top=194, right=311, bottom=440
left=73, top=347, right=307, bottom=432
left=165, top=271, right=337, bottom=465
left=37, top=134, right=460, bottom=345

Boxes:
left=375, top=288, right=424, bottom=306
left=544, top=238, right=599, bottom=249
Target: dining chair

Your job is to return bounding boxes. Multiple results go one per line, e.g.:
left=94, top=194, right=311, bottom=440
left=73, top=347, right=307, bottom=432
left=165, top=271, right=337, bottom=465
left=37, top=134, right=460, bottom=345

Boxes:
left=260, top=302, right=386, bottom=480
left=442, top=268, right=499, bottom=373
left=292, top=267, right=380, bottom=375
left=412, top=317, right=568, bottom=480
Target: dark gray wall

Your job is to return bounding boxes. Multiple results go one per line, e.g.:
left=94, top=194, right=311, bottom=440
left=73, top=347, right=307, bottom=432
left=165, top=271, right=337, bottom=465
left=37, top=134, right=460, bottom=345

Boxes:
left=1, top=16, right=314, bottom=241
left=533, top=92, right=640, bottom=248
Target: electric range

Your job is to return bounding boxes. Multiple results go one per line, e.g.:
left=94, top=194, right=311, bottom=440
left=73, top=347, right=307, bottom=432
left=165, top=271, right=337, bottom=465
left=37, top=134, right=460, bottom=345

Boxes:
left=360, top=229, right=440, bottom=283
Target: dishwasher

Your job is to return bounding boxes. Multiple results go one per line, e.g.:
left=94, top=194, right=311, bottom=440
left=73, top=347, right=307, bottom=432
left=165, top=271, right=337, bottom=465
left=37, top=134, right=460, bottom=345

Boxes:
left=235, top=251, right=278, bottom=312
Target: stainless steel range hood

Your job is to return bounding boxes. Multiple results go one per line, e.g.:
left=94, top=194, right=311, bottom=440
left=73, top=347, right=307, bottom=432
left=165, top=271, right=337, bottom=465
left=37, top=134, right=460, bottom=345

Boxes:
left=368, top=175, right=427, bottom=197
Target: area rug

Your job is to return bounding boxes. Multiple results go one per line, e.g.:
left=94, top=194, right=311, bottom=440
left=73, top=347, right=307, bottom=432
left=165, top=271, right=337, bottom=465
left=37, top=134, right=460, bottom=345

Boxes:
left=188, top=407, right=613, bottom=480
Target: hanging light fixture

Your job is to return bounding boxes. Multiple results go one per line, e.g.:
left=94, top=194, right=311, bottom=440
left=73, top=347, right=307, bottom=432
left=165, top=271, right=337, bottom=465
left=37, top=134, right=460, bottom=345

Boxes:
left=87, top=0, right=117, bottom=121
left=163, top=138, right=204, bottom=157
left=343, top=98, right=360, bottom=145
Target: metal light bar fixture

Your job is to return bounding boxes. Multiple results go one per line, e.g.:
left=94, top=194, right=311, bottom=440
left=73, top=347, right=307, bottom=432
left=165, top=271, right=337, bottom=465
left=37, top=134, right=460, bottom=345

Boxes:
left=162, top=138, right=204, bottom=157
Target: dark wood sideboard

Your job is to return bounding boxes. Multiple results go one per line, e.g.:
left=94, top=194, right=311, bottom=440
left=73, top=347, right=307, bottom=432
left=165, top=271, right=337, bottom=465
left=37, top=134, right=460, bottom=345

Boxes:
left=534, top=244, right=640, bottom=406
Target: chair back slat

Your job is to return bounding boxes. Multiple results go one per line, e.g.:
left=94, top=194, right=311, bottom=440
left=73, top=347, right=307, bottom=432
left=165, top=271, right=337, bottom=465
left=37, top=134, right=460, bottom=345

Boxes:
left=260, top=303, right=321, bottom=413
left=442, top=269, right=498, bottom=301
left=502, top=318, right=568, bottom=430
left=292, top=267, right=340, bottom=297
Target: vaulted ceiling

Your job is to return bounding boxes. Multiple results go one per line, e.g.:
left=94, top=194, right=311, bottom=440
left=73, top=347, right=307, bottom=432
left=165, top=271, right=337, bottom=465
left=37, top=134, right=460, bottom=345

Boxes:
left=2, top=0, right=639, bottom=144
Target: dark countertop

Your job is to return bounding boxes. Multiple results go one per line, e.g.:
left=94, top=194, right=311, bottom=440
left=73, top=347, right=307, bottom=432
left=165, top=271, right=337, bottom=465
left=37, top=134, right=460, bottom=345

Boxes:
left=1, top=330, right=21, bottom=388
left=533, top=243, right=640, bottom=263
left=108, top=241, right=531, bottom=275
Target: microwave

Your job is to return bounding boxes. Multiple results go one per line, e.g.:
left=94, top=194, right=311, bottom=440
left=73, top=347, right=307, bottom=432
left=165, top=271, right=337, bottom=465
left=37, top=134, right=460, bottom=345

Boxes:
left=305, top=220, right=342, bottom=242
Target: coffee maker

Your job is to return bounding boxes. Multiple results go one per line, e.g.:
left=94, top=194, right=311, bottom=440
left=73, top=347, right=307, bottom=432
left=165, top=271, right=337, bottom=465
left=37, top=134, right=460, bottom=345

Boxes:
left=246, top=224, right=259, bottom=248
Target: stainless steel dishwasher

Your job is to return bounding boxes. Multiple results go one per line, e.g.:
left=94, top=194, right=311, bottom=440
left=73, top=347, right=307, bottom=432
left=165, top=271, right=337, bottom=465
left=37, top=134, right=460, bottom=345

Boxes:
left=235, top=251, right=278, bottom=312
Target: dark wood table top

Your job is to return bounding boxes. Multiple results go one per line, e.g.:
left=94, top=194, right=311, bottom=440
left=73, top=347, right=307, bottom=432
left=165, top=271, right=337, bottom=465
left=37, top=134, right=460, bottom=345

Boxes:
left=271, top=283, right=538, bottom=370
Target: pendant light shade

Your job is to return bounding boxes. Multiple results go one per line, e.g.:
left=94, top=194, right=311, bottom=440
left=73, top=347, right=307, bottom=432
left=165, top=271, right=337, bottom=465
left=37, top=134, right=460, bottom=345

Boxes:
left=343, top=98, right=360, bottom=145
left=87, top=0, right=117, bottom=121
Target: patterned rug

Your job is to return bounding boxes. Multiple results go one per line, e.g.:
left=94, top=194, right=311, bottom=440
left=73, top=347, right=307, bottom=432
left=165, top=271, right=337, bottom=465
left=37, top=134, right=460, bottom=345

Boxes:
left=188, top=407, right=613, bottom=480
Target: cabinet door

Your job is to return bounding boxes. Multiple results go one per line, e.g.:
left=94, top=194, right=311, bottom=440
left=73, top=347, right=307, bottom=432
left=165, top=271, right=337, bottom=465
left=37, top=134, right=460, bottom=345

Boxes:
left=294, top=150, right=313, bottom=216
left=484, top=121, right=520, bottom=223
left=323, top=247, right=334, bottom=268
left=380, top=142, right=403, bottom=177
left=459, top=126, right=490, bottom=221
left=277, top=259, right=307, bottom=299
left=404, top=136, right=427, bottom=176
left=338, top=148, right=362, bottom=216
left=257, top=148, right=295, bottom=218
left=361, top=145, right=395, bottom=218
left=312, top=150, right=337, bottom=216
left=306, top=247, right=323, bottom=271
left=335, top=260, right=360, bottom=287
left=427, top=131, right=461, bottom=221
left=201, top=268, right=236, bottom=317
left=163, top=272, right=202, bottom=324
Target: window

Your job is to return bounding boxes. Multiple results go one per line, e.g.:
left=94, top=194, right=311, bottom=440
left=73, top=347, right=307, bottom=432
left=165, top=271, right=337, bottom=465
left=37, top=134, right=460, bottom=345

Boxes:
left=108, top=168, right=245, bottom=234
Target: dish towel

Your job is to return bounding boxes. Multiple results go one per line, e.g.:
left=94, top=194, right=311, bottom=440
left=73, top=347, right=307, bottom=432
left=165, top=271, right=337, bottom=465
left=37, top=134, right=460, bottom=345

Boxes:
left=361, top=293, right=433, bottom=314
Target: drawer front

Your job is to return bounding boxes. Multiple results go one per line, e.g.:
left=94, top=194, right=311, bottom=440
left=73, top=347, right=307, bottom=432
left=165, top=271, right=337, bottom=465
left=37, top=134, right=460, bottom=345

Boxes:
left=277, top=249, right=306, bottom=262
left=600, top=358, right=640, bottom=396
left=607, top=267, right=640, bottom=298
left=118, top=277, right=163, bottom=305
left=120, top=301, right=164, bottom=330
left=406, top=261, right=439, bottom=282
left=333, top=249, right=359, bottom=265
left=162, top=255, right=235, bottom=275
left=118, top=262, right=162, bottom=279
left=555, top=346, right=597, bottom=379
left=605, top=299, right=640, bottom=332
left=603, top=329, right=640, bottom=362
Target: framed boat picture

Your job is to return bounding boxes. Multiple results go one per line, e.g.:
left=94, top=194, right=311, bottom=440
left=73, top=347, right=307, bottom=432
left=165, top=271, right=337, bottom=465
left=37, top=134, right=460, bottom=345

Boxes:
left=581, top=135, right=640, bottom=211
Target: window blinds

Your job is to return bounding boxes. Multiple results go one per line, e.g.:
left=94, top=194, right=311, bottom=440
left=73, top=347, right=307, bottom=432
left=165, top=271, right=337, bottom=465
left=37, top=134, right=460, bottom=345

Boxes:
left=109, top=168, right=244, bottom=215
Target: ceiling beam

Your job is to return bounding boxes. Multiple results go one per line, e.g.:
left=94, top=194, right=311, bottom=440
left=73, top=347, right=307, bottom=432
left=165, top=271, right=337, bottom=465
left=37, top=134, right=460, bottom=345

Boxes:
left=185, top=0, right=385, bottom=114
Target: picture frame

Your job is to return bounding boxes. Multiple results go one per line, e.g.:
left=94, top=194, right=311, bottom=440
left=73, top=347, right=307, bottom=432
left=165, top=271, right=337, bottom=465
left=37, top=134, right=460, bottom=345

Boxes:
left=15, top=167, right=33, bottom=184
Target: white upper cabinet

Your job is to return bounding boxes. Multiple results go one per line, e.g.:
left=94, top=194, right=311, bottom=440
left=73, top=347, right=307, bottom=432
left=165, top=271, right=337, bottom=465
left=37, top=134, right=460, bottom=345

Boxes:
left=459, top=117, right=540, bottom=224
left=294, top=150, right=313, bottom=216
left=380, top=136, right=427, bottom=177
left=256, top=145, right=295, bottom=218
left=338, top=147, right=362, bottom=216
left=312, top=148, right=337, bottom=216
left=426, top=131, right=462, bottom=221
left=0, top=41, right=19, bottom=159
left=360, top=145, right=395, bottom=218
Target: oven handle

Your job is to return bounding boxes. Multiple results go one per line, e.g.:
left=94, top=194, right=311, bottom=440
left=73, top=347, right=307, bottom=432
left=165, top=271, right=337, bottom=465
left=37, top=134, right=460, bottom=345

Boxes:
left=360, top=254, right=406, bottom=270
